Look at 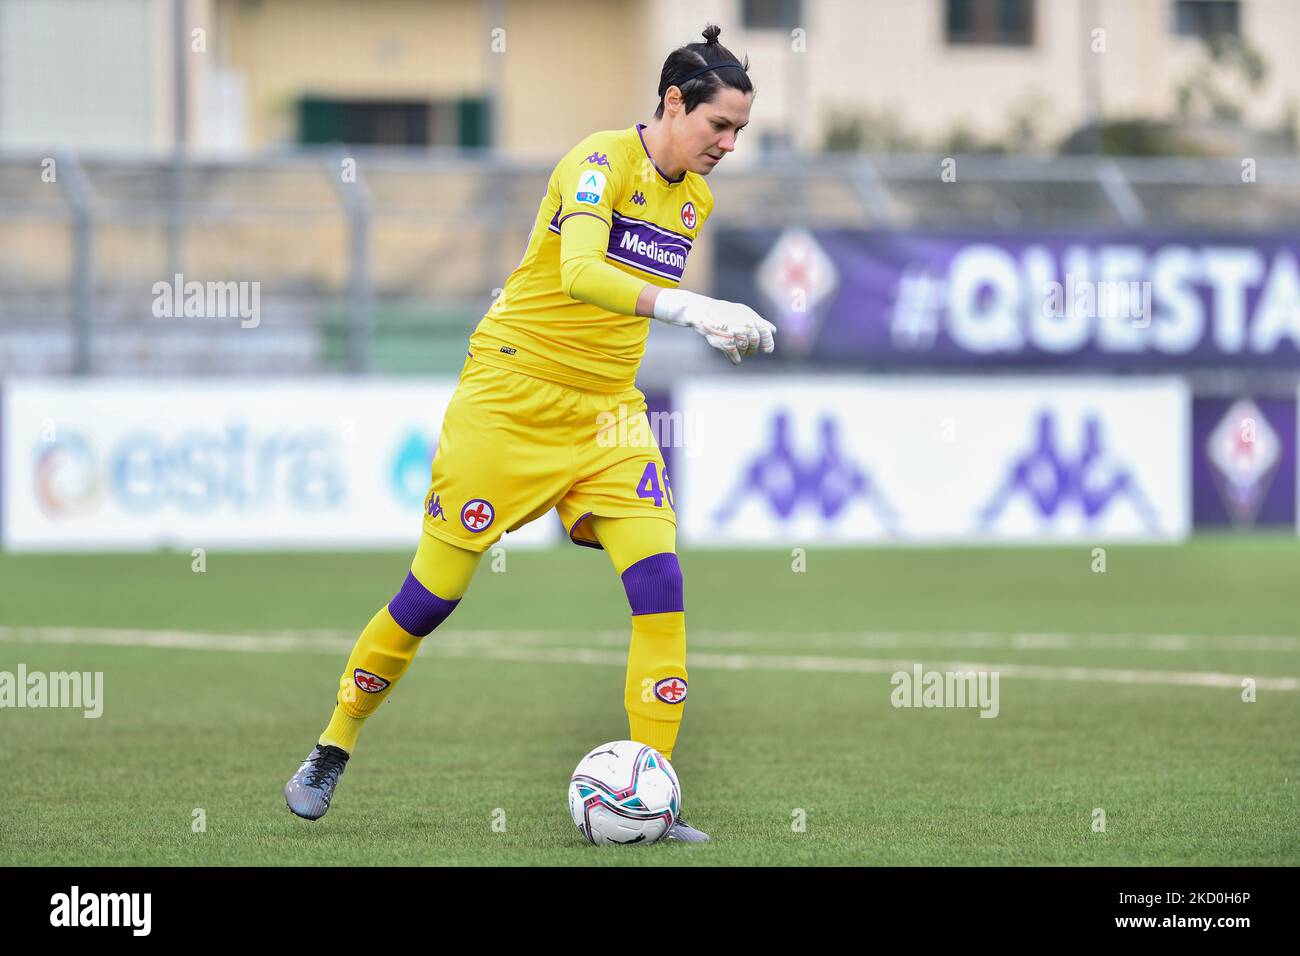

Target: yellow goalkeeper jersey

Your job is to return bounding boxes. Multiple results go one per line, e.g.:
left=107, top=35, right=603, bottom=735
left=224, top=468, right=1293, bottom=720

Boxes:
left=468, top=123, right=714, bottom=392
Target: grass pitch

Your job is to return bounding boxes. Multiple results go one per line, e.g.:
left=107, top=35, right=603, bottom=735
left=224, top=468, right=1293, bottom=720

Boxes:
left=1, top=536, right=1297, bottom=866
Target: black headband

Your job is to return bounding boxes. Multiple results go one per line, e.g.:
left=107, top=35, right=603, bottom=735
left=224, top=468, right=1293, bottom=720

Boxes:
left=673, top=61, right=746, bottom=87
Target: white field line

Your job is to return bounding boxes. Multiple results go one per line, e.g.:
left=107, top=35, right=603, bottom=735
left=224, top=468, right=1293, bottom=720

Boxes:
left=1, top=625, right=1296, bottom=691
left=28, top=625, right=1300, bottom=654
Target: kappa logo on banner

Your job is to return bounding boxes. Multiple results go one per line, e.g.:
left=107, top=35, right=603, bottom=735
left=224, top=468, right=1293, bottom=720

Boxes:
left=714, top=410, right=898, bottom=530
left=354, top=669, right=390, bottom=693
left=978, top=412, right=1160, bottom=531
left=575, top=170, right=607, bottom=206
left=654, top=676, right=688, bottom=704
left=460, top=498, right=495, bottom=532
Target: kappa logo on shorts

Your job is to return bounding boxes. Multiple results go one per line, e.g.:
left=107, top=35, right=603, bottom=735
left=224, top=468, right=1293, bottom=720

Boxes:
left=354, top=668, right=390, bottom=694
left=654, top=676, right=688, bottom=704
left=461, top=498, right=495, bottom=533
left=426, top=492, right=447, bottom=521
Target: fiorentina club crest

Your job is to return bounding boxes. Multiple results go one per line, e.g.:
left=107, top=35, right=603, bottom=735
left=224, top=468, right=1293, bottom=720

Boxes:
left=354, top=668, right=390, bottom=694
left=680, top=201, right=697, bottom=230
left=755, top=227, right=839, bottom=358
left=654, top=676, right=688, bottom=704
left=1206, top=398, right=1281, bottom=525
left=460, top=497, right=495, bottom=533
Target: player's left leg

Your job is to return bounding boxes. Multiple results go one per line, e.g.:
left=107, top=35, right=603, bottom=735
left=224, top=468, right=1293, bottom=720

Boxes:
left=588, top=514, right=688, bottom=760
left=587, top=514, right=708, bottom=843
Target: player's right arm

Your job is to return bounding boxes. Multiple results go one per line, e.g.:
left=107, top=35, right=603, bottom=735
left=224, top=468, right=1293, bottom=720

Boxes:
left=555, top=149, right=644, bottom=315
left=645, top=287, right=775, bottom=365
left=554, top=142, right=774, bottom=365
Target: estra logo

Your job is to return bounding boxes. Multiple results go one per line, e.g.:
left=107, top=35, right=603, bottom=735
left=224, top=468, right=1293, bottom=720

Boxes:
left=33, top=432, right=101, bottom=516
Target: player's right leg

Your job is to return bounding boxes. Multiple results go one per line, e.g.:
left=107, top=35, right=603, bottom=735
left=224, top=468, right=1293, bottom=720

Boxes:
left=284, top=531, right=481, bottom=821
left=285, top=355, right=573, bottom=820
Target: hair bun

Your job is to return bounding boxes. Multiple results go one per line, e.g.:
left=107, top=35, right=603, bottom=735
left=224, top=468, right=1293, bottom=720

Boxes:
left=701, top=24, right=721, bottom=45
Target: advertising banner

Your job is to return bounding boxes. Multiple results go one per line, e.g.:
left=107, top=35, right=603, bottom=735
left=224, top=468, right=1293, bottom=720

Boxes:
left=674, top=377, right=1190, bottom=545
left=1191, top=395, right=1295, bottom=528
left=2, top=379, right=560, bottom=550
left=717, top=229, right=1300, bottom=368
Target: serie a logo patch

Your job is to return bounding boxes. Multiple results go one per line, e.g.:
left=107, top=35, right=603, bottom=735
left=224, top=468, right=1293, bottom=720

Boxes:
left=354, top=669, right=390, bottom=694
left=654, top=676, right=688, bottom=704
left=575, top=169, right=607, bottom=206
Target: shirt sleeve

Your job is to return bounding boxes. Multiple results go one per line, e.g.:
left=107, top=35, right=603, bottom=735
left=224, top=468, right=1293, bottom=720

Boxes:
left=558, top=213, right=646, bottom=315
left=554, top=145, right=646, bottom=315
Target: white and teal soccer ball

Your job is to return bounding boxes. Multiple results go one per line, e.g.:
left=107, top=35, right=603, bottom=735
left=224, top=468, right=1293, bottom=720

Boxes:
left=568, top=740, right=681, bottom=845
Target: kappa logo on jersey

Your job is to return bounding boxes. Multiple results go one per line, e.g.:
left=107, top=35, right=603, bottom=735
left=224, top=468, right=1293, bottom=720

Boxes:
left=354, top=668, right=390, bottom=694
left=426, top=492, right=446, bottom=520
left=461, top=497, right=496, bottom=532
left=631, top=190, right=646, bottom=206
left=582, top=151, right=611, bottom=168
left=575, top=170, right=607, bottom=206
left=680, top=201, right=697, bottom=230
left=654, top=676, right=688, bottom=704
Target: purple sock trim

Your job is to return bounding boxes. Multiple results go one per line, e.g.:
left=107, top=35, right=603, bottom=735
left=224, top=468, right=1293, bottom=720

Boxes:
left=620, top=552, right=684, bottom=616
left=387, top=571, right=460, bottom=637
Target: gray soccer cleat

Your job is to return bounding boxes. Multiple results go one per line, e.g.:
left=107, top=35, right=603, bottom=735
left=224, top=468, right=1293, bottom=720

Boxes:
left=284, top=744, right=350, bottom=820
left=664, top=817, right=710, bottom=842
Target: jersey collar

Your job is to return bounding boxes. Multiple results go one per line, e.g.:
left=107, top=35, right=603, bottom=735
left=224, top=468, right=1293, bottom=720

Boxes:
left=636, top=123, right=685, bottom=186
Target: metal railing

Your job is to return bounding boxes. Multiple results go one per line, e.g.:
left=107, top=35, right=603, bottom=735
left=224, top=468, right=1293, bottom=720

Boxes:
left=3, top=148, right=1299, bottom=381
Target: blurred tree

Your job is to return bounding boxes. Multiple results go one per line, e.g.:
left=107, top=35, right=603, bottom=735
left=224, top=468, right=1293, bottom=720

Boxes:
left=1058, top=119, right=1205, bottom=156
left=1175, top=33, right=1267, bottom=124
left=822, top=108, right=921, bottom=153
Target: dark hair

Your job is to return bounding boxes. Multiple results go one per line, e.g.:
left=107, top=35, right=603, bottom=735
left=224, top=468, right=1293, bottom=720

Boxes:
left=654, top=24, right=753, bottom=119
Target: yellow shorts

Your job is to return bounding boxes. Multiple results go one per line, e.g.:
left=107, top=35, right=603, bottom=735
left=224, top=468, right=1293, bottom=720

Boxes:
left=420, top=353, right=676, bottom=552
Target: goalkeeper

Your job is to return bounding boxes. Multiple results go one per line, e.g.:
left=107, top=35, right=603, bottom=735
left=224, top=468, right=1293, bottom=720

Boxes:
left=285, top=23, right=771, bottom=843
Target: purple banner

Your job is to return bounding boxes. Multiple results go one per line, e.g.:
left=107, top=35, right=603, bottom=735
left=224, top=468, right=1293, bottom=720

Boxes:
left=1192, top=395, right=1295, bottom=527
left=716, top=229, right=1300, bottom=367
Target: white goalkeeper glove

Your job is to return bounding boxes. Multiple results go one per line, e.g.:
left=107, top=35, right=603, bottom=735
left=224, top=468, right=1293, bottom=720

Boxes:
left=652, top=288, right=776, bottom=365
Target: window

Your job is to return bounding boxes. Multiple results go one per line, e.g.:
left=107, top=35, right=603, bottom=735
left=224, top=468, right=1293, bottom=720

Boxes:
left=945, top=0, right=1034, bottom=46
left=1173, top=0, right=1240, bottom=39
left=297, top=97, right=490, bottom=147
left=742, top=0, right=801, bottom=31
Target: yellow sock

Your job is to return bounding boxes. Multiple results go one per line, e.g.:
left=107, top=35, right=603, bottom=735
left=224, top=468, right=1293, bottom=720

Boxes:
left=319, top=532, right=483, bottom=753
left=320, top=711, right=365, bottom=753
left=319, top=606, right=421, bottom=753
left=625, top=609, right=688, bottom=761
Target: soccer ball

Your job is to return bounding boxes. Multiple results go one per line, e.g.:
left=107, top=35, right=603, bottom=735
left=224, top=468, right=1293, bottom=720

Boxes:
left=568, top=740, right=681, bottom=845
